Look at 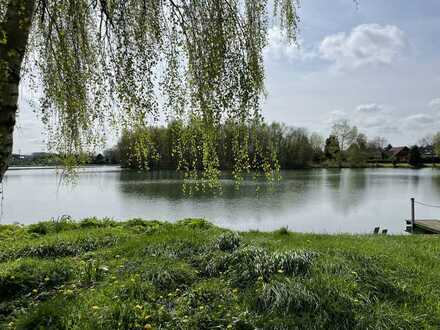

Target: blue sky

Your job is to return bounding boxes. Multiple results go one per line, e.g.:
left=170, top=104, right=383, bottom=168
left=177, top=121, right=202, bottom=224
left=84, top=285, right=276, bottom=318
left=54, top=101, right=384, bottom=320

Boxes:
left=14, top=0, right=440, bottom=153
left=262, top=0, right=440, bottom=147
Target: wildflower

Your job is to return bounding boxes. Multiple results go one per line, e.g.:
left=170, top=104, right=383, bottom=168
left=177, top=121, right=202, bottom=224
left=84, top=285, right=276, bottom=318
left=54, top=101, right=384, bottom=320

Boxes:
left=32, top=289, right=38, bottom=294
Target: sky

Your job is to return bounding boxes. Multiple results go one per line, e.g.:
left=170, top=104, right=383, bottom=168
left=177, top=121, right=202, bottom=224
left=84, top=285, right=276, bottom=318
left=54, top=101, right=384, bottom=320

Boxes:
left=13, top=0, right=440, bottom=153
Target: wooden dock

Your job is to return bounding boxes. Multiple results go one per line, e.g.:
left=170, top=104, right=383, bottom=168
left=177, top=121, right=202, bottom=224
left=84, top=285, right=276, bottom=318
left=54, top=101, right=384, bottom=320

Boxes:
left=406, top=219, right=440, bottom=234
left=405, top=198, right=440, bottom=234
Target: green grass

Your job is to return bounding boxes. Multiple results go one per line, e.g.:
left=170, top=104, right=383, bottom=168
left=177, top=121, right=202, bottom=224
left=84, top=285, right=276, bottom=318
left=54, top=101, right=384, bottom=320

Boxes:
left=1, top=218, right=440, bottom=329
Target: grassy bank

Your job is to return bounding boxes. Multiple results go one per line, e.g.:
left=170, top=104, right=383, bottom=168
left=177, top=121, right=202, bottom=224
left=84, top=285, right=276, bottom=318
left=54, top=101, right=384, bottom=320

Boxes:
left=1, top=219, right=440, bottom=329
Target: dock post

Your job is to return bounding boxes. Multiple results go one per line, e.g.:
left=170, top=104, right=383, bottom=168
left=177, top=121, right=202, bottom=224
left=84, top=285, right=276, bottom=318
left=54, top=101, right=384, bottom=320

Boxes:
left=411, top=198, right=415, bottom=232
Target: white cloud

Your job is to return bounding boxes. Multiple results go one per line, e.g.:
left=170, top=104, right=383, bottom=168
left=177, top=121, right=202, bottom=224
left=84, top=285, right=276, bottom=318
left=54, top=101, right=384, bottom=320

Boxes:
left=264, top=26, right=315, bottom=61
left=319, top=24, right=407, bottom=69
left=356, top=103, right=386, bottom=114
left=429, top=98, right=440, bottom=110
left=324, top=104, right=440, bottom=140
left=326, top=109, right=348, bottom=124
left=403, top=113, right=436, bottom=126
left=353, top=104, right=398, bottom=133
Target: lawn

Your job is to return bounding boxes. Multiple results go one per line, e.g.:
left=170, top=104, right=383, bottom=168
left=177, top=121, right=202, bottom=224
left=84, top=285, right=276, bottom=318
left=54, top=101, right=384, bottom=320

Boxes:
left=1, top=218, right=440, bottom=329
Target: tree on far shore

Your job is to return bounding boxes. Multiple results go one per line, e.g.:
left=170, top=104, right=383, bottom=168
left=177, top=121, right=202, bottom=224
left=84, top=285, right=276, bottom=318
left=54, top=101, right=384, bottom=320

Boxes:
left=408, top=145, right=423, bottom=168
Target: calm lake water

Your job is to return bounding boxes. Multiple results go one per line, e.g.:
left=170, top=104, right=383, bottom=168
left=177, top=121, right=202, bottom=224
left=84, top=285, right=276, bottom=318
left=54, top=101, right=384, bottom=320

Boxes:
left=2, top=167, right=440, bottom=234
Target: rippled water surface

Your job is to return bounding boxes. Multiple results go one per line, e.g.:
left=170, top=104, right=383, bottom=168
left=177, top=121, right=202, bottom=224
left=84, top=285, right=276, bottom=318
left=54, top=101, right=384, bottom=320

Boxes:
left=3, top=167, right=440, bottom=233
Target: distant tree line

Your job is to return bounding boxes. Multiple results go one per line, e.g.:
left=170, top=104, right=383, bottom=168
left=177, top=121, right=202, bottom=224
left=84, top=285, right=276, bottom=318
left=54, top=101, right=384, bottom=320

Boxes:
left=115, top=121, right=326, bottom=171
left=11, top=120, right=440, bottom=170
left=113, top=119, right=409, bottom=170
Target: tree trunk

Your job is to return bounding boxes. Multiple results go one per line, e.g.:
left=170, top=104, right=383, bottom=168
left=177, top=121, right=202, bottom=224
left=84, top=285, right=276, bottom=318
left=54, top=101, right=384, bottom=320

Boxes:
left=0, top=0, right=35, bottom=182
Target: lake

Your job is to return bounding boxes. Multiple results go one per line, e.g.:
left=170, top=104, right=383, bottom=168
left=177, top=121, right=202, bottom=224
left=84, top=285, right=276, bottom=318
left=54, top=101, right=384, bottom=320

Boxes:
left=2, top=167, right=440, bottom=234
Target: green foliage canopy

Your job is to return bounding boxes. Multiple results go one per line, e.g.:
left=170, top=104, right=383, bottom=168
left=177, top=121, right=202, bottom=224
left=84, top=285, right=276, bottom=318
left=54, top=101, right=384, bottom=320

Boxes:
left=0, top=0, right=300, bottom=183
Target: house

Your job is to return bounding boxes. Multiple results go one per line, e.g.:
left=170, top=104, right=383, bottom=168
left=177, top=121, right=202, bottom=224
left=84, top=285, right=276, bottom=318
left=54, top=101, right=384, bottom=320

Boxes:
left=387, top=146, right=409, bottom=162
left=420, top=145, right=439, bottom=163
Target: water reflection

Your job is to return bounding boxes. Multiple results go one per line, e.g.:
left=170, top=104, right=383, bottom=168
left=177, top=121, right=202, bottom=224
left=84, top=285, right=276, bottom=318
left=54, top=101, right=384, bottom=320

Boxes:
left=2, top=167, right=440, bottom=233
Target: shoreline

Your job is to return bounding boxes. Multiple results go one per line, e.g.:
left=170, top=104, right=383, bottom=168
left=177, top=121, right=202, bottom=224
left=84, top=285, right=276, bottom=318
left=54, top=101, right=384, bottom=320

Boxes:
left=7, top=163, right=439, bottom=171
